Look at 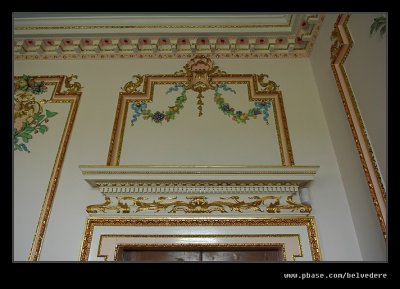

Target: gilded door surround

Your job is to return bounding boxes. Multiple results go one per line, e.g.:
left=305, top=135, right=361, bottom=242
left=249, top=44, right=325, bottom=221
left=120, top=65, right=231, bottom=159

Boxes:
left=106, top=55, right=294, bottom=166
left=99, top=234, right=302, bottom=261
left=330, top=15, right=387, bottom=239
left=80, top=217, right=321, bottom=261
left=13, top=75, right=83, bottom=261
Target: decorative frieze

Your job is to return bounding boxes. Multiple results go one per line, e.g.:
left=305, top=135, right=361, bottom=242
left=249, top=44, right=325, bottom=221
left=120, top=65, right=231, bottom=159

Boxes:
left=81, top=165, right=318, bottom=216
left=14, top=15, right=324, bottom=60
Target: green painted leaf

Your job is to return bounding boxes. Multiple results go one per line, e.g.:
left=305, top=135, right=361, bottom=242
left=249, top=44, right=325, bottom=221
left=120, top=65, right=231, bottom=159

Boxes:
left=22, top=136, right=29, bottom=143
left=20, top=132, right=32, bottom=139
left=33, top=114, right=46, bottom=122
left=45, top=110, right=58, bottom=118
left=14, top=144, right=23, bottom=151
left=39, top=125, right=48, bottom=134
left=21, top=121, right=29, bottom=130
left=24, top=127, right=35, bottom=133
left=22, top=74, right=31, bottom=81
left=380, top=25, right=386, bottom=36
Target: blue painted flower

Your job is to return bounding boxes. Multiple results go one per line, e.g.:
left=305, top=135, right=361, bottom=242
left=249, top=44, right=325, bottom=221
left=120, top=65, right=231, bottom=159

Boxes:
left=218, top=83, right=236, bottom=93
left=131, top=116, right=138, bottom=123
left=166, top=83, right=185, bottom=94
left=255, top=102, right=269, bottom=108
left=20, top=143, right=30, bottom=152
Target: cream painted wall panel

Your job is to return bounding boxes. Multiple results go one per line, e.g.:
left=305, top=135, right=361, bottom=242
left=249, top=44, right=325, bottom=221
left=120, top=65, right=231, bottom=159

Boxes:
left=283, top=60, right=362, bottom=261
left=15, top=56, right=361, bottom=261
left=345, top=14, right=387, bottom=188
left=121, top=84, right=281, bottom=165
left=310, top=14, right=386, bottom=261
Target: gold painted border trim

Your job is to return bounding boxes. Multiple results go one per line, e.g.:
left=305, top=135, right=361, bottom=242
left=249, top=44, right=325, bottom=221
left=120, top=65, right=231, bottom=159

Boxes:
left=106, top=74, right=294, bottom=166
left=97, top=233, right=302, bottom=261
left=81, top=165, right=318, bottom=169
left=330, top=15, right=387, bottom=239
left=15, top=53, right=309, bottom=60
left=82, top=170, right=316, bottom=175
left=114, top=243, right=286, bottom=261
left=79, top=216, right=321, bottom=261
left=15, top=24, right=293, bottom=30
left=15, top=16, right=294, bottom=30
left=16, top=75, right=82, bottom=260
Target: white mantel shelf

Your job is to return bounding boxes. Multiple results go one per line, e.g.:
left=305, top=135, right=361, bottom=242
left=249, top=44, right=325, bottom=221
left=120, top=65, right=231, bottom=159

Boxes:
left=80, top=165, right=319, bottom=187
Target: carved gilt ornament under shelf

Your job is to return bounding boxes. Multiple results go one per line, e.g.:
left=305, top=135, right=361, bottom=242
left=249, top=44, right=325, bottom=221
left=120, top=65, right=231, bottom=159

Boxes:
left=81, top=165, right=318, bottom=216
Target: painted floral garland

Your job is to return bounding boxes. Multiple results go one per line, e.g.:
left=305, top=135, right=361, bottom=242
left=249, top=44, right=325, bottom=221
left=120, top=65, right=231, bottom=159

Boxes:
left=214, top=83, right=271, bottom=124
left=130, top=83, right=271, bottom=125
left=131, top=83, right=187, bottom=125
left=13, top=75, right=58, bottom=153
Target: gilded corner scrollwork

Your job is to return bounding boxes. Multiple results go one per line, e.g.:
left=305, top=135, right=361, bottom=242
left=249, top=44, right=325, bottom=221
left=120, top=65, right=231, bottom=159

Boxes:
left=257, top=74, right=280, bottom=92
left=122, top=75, right=144, bottom=94
left=86, top=194, right=311, bottom=215
left=64, top=74, right=83, bottom=93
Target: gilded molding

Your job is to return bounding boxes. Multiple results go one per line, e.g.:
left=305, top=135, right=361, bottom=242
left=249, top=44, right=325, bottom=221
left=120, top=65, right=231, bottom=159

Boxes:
left=106, top=56, right=295, bottom=166
left=79, top=216, right=320, bottom=261
left=113, top=243, right=286, bottom=261
left=14, top=16, right=326, bottom=60
left=86, top=194, right=311, bottom=214
left=94, top=181, right=301, bottom=188
left=330, top=14, right=387, bottom=239
left=97, top=233, right=302, bottom=262
left=20, top=75, right=82, bottom=261
left=15, top=20, right=294, bottom=30
left=83, top=170, right=316, bottom=175
left=15, top=52, right=309, bottom=60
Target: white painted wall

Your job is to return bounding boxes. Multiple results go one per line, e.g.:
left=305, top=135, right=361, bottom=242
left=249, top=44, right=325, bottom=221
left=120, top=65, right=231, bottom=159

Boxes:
left=345, top=14, right=387, bottom=189
left=15, top=56, right=362, bottom=261
left=310, top=13, right=386, bottom=261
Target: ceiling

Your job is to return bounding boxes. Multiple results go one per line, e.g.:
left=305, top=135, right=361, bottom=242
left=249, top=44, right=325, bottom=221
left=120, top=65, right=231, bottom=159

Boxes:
left=13, top=13, right=325, bottom=60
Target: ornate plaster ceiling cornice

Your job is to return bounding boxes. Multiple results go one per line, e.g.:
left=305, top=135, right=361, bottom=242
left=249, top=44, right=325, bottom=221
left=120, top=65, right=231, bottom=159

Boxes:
left=13, top=13, right=325, bottom=60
